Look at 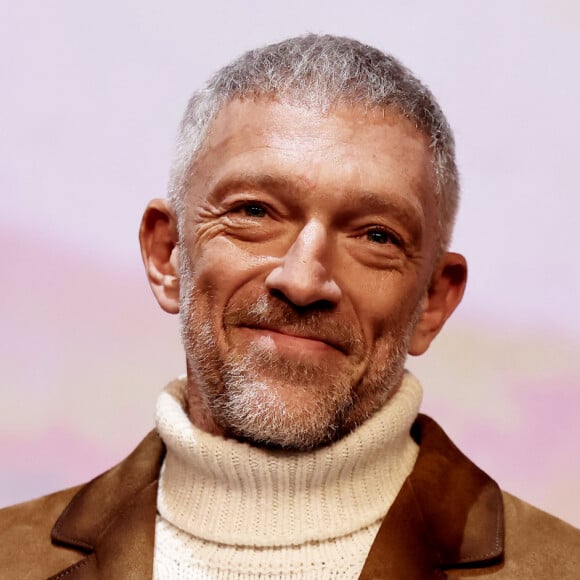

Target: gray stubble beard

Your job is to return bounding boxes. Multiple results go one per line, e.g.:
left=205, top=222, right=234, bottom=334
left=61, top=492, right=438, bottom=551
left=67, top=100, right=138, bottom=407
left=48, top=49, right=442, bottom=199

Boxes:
left=178, top=259, right=419, bottom=450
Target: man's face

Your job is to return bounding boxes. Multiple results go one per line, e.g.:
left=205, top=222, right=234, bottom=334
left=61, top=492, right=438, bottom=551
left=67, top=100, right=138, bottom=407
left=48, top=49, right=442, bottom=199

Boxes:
left=178, top=98, right=440, bottom=449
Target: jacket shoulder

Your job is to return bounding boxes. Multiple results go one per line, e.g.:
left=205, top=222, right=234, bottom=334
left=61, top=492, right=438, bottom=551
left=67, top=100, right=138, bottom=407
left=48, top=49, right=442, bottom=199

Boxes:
left=0, top=487, right=86, bottom=579
left=0, top=431, right=165, bottom=579
left=499, top=491, right=580, bottom=577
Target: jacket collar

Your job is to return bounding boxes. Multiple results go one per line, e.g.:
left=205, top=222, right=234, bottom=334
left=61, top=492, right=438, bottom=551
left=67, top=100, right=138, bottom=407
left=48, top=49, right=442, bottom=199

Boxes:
left=49, top=416, right=504, bottom=579
left=49, top=431, right=165, bottom=579
left=359, top=414, right=504, bottom=578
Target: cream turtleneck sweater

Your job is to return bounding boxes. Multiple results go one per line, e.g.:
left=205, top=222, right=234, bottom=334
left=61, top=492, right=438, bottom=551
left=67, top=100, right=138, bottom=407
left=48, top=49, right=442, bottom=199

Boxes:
left=154, top=372, right=422, bottom=579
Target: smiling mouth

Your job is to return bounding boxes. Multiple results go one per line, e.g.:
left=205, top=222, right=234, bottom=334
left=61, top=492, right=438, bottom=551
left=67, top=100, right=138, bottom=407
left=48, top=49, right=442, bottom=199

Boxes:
left=239, top=325, right=348, bottom=355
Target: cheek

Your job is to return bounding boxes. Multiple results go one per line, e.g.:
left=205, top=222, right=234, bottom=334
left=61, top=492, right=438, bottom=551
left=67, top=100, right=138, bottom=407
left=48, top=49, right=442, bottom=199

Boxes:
left=187, top=237, right=275, bottom=300
left=344, top=274, right=420, bottom=341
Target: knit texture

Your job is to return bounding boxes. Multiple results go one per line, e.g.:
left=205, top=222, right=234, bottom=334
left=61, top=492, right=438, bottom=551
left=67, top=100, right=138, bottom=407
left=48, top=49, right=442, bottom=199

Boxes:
left=153, top=372, right=422, bottom=579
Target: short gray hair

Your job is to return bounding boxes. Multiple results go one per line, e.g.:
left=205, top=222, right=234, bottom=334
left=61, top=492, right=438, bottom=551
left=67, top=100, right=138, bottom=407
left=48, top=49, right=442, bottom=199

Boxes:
left=168, top=34, right=459, bottom=250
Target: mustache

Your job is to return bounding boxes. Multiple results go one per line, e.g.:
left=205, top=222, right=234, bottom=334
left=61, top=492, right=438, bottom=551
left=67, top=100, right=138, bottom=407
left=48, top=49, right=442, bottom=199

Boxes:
left=223, top=295, right=363, bottom=355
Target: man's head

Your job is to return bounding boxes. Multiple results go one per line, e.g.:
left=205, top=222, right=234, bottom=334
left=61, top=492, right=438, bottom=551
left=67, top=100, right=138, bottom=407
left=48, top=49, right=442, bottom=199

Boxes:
left=140, top=35, right=467, bottom=450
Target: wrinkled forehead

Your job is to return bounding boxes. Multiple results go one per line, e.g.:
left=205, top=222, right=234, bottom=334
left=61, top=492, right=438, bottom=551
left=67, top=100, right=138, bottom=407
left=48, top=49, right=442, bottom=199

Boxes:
left=187, top=98, right=436, bottom=206
left=189, top=96, right=437, bottom=187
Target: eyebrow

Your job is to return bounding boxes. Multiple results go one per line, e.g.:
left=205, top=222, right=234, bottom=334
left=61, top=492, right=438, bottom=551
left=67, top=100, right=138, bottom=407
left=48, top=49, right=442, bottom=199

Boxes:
left=209, top=170, right=298, bottom=193
left=344, top=190, right=424, bottom=226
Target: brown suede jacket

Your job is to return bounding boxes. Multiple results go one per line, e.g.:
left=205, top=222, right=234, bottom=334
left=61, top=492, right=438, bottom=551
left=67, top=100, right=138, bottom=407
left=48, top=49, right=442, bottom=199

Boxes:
left=1, top=415, right=579, bottom=579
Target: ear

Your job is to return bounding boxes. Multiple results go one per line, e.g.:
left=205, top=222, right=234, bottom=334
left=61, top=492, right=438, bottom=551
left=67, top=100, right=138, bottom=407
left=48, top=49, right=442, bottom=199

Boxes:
left=139, top=199, right=180, bottom=314
left=408, top=252, right=467, bottom=356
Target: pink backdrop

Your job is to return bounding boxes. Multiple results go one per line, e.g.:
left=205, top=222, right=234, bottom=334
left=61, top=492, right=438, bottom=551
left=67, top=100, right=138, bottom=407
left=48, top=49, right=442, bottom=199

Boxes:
left=1, top=1, right=579, bottom=526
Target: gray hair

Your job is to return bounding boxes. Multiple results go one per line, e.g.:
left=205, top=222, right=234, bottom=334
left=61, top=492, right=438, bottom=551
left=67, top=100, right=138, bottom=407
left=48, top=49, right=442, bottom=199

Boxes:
left=168, top=34, right=459, bottom=250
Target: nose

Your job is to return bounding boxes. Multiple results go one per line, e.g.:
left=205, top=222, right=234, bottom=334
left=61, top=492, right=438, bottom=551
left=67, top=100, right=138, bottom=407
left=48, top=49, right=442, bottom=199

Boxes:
left=265, top=220, right=342, bottom=308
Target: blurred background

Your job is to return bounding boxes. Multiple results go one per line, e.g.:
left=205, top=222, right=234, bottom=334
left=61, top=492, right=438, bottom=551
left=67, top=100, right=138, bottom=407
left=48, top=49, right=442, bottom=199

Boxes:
left=1, top=0, right=579, bottom=526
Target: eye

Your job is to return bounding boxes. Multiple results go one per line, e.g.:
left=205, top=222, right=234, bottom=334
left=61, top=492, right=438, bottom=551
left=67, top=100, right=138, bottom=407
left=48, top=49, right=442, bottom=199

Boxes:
left=365, top=228, right=401, bottom=246
left=232, top=203, right=267, bottom=218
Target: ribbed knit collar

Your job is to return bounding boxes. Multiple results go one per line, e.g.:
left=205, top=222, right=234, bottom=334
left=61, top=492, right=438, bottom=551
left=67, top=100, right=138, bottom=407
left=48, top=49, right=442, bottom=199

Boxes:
left=156, top=372, right=422, bottom=547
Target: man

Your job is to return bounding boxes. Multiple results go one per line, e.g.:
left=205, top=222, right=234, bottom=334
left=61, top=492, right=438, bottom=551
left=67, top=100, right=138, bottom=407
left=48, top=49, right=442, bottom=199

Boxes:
left=1, top=34, right=579, bottom=579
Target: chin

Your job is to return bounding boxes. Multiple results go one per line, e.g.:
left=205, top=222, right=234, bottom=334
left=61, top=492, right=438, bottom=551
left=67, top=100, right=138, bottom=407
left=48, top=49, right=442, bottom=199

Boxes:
left=213, top=378, right=353, bottom=450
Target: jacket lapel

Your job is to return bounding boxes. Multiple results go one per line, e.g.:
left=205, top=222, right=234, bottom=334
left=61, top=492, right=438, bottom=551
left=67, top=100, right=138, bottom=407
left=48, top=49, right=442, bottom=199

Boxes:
left=48, top=431, right=165, bottom=579
left=359, top=477, right=446, bottom=579
left=359, top=415, right=504, bottom=578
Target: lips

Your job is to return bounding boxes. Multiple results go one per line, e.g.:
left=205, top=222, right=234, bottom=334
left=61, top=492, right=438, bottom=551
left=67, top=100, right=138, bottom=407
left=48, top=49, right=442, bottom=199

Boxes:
left=223, top=294, right=361, bottom=356
left=242, top=323, right=349, bottom=354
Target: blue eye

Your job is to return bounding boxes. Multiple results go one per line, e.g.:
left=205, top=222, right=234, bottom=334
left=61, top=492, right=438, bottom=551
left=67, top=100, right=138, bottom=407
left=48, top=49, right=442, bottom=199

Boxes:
left=366, top=229, right=399, bottom=245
